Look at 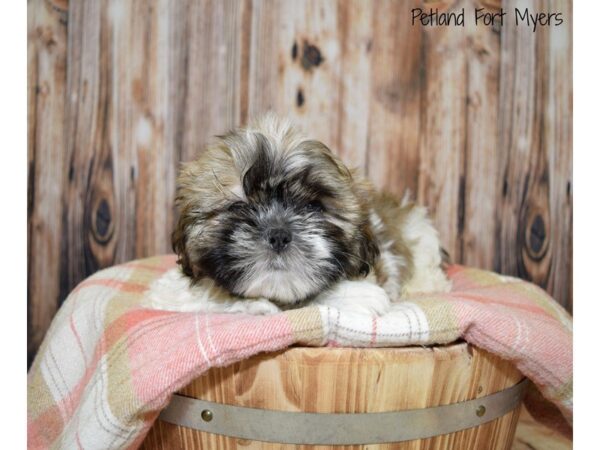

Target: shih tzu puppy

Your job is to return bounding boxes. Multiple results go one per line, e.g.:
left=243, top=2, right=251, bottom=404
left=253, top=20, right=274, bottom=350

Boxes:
left=146, top=115, right=451, bottom=316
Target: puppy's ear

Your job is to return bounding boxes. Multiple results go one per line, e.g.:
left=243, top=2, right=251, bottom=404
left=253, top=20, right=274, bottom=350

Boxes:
left=171, top=223, right=191, bottom=277
left=346, top=172, right=380, bottom=276
left=171, top=220, right=202, bottom=279
left=356, top=223, right=380, bottom=276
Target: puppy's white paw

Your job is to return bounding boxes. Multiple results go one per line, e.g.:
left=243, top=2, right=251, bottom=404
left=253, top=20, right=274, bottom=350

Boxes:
left=225, top=298, right=282, bottom=315
left=314, top=280, right=391, bottom=316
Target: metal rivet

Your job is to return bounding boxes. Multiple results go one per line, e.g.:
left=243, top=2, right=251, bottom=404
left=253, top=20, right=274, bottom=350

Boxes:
left=476, top=405, right=486, bottom=417
left=201, top=409, right=213, bottom=422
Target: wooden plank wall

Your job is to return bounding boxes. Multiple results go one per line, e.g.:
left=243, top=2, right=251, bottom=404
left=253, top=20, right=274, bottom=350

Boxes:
left=28, top=0, right=572, bottom=364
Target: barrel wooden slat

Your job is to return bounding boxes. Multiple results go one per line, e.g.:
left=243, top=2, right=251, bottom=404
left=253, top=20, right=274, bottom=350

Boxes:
left=141, top=342, right=523, bottom=449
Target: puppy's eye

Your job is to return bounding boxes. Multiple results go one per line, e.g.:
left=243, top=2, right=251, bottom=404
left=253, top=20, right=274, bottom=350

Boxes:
left=228, top=201, right=246, bottom=212
left=305, top=200, right=325, bottom=213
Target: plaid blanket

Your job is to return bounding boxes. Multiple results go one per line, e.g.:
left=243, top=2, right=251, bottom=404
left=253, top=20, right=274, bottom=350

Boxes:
left=28, top=255, right=572, bottom=449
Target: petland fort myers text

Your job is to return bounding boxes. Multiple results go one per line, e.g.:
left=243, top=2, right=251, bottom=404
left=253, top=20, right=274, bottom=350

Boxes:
left=412, top=7, right=564, bottom=31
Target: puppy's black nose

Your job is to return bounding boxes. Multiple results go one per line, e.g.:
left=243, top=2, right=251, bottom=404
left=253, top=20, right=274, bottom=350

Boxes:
left=267, top=228, right=292, bottom=252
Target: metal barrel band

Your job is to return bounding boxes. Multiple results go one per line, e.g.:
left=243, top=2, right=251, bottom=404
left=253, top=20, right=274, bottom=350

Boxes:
left=159, top=378, right=528, bottom=445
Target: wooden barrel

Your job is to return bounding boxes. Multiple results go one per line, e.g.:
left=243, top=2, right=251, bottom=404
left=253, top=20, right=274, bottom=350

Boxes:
left=141, top=342, right=524, bottom=449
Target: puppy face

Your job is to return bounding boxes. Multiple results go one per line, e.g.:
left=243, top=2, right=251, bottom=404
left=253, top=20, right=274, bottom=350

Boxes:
left=172, top=116, right=379, bottom=305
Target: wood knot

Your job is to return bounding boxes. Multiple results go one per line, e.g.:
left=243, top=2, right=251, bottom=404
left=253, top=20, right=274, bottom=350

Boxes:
left=36, top=26, right=57, bottom=49
left=296, top=87, right=305, bottom=107
left=301, top=42, right=323, bottom=71
left=36, top=82, right=50, bottom=97
left=525, top=213, right=548, bottom=260
left=92, top=198, right=113, bottom=244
